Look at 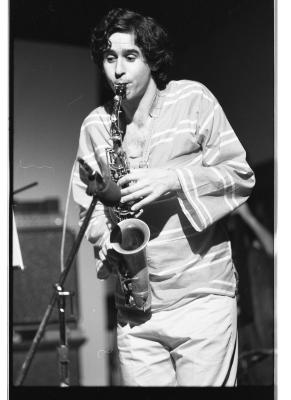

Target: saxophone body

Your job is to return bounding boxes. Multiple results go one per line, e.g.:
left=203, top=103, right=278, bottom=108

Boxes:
left=105, top=83, right=151, bottom=312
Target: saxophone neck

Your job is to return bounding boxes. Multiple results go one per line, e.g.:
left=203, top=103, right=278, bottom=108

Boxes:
left=111, top=84, right=126, bottom=137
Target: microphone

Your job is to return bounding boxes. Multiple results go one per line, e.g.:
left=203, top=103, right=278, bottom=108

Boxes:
left=77, top=157, right=121, bottom=206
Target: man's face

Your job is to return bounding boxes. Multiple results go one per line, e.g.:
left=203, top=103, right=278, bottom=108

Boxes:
left=103, top=31, right=152, bottom=102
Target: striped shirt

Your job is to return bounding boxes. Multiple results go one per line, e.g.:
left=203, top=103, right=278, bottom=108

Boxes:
left=72, top=80, right=255, bottom=315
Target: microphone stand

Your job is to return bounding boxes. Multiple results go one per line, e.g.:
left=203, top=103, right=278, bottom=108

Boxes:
left=55, top=283, right=74, bottom=387
left=13, top=182, right=38, bottom=196
left=14, top=194, right=99, bottom=386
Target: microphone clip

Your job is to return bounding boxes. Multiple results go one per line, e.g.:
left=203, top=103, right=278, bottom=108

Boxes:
left=77, top=157, right=105, bottom=197
left=77, top=157, right=121, bottom=206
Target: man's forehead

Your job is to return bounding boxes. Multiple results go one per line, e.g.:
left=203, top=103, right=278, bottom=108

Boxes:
left=108, top=32, right=138, bottom=48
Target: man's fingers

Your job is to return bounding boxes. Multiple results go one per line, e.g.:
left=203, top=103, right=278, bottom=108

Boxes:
left=117, top=168, right=148, bottom=187
left=117, top=172, right=136, bottom=187
left=131, top=193, right=157, bottom=211
left=121, top=187, right=151, bottom=203
left=120, top=181, right=145, bottom=196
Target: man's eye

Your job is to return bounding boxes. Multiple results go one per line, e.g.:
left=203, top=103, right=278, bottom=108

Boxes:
left=106, top=56, right=115, bottom=63
left=126, top=55, right=136, bottom=62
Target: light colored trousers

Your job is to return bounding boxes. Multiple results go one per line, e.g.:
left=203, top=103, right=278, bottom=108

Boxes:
left=117, top=294, right=238, bottom=386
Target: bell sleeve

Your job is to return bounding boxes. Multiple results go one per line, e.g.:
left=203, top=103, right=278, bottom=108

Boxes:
left=175, top=86, right=255, bottom=232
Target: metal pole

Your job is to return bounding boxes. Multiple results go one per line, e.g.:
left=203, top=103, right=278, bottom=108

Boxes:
left=55, top=284, right=71, bottom=387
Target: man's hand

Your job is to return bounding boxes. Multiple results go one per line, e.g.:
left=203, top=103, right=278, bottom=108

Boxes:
left=118, top=168, right=181, bottom=211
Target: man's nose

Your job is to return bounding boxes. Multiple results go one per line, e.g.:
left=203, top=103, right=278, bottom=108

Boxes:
left=115, top=58, right=125, bottom=79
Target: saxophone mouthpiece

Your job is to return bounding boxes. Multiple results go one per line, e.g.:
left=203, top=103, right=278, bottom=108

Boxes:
left=114, top=83, right=127, bottom=98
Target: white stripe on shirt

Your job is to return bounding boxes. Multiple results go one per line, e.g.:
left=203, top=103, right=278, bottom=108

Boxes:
left=220, top=129, right=234, bottom=137
left=220, top=137, right=239, bottom=147
left=211, top=279, right=236, bottom=288
left=176, top=169, right=207, bottom=229
left=199, top=103, right=220, bottom=133
left=164, top=83, right=202, bottom=97
left=163, top=90, right=203, bottom=107
left=212, top=167, right=235, bottom=212
left=185, top=167, right=213, bottom=225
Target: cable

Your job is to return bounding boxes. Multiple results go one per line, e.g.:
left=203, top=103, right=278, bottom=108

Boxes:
left=60, top=159, right=77, bottom=272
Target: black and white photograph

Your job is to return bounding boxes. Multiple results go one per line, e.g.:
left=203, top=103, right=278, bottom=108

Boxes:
left=8, top=0, right=277, bottom=398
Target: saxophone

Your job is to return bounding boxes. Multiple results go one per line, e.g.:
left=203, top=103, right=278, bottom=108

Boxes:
left=106, top=83, right=151, bottom=312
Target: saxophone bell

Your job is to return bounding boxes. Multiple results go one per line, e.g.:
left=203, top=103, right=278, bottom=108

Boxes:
left=110, top=219, right=151, bottom=311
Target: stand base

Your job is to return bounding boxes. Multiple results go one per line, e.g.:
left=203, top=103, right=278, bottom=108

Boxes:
left=13, top=329, right=85, bottom=386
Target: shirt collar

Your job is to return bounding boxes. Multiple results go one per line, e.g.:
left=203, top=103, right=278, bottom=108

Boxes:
left=149, top=87, right=166, bottom=118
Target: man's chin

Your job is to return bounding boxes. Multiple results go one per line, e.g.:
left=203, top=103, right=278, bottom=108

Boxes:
left=124, top=90, right=143, bottom=103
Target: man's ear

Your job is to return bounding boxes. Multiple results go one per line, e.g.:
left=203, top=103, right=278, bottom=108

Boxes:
left=148, top=61, right=158, bottom=72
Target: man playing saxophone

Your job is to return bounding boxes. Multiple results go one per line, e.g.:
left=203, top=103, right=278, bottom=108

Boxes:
left=72, top=8, right=255, bottom=386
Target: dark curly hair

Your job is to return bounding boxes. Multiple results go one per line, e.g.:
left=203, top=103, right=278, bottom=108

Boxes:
left=91, top=8, right=173, bottom=90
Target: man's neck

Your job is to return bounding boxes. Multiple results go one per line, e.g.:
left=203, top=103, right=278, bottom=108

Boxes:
left=122, top=79, right=158, bottom=127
